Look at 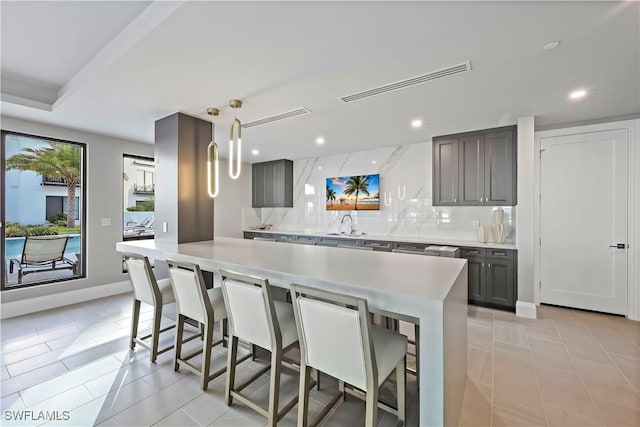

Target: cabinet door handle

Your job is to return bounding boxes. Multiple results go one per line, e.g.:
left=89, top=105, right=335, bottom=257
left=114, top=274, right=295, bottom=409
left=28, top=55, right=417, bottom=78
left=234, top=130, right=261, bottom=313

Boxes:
left=488, top=263, right=491, bottom=268
left=493, top=252, right=507, bottom=257
left=454, top=198, right=457, bottom=203
left=481, top=262, right=484, bottom=268
left=480, top=197, right=483, bottom=202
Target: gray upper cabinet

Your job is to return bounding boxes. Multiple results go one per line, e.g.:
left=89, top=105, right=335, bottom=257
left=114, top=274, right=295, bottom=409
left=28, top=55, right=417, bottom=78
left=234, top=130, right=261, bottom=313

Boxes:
left=433, top=126, right=517, bottom=206
left=433, top=138, right=458, bottom=205
left=252, top=159, right=293, bottom=208
left=484, top=130, right=516, bottom=205
left=458, top=135, right=485, bottom=206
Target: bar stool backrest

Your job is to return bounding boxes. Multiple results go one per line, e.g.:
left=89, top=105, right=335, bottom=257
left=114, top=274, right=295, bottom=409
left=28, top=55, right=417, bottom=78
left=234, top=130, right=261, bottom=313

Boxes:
left=220, top=270, right=280, bottom=352
left=166, top=259, right=212, bottom=325
left=291, top=284, right=377, bottom=392
left=124, top=253, right=158, bottom=306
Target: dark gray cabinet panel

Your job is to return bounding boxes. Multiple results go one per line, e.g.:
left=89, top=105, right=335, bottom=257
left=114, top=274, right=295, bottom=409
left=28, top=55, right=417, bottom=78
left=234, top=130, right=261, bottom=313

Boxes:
left=252, top=159, right=293, bottom=208
left=433, top=139, right=458, bottom=206
left=484, top=130, right=516, bottom=205
left=433, top=126, right=516, bottom=206
left=458, top=135, right=485, bottom=206
left=466, top=258, right=486, bottom=303
left=485, top=258, right=515, bottom=307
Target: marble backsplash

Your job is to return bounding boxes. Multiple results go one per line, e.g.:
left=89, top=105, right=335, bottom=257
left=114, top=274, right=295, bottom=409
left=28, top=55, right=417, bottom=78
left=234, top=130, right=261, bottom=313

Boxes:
left=244, top=142, right=516, bottom=243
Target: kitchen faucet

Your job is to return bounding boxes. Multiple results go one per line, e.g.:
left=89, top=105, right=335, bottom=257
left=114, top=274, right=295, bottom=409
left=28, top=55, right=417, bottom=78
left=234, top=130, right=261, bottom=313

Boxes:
left=340, top=214, right=356, bottom=234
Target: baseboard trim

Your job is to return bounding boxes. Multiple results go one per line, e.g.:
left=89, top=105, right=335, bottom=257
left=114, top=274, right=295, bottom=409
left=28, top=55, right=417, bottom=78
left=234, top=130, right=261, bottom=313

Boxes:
left=0, top=281, right=131, bottom=319
left=516, top=300, right=537, bottom=319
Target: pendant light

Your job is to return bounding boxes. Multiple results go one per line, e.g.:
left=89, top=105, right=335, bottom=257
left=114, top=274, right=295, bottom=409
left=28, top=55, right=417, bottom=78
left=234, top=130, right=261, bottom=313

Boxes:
left=229, top=99, right=242, bottom=179
left=206, top=107, right=220, bottom=198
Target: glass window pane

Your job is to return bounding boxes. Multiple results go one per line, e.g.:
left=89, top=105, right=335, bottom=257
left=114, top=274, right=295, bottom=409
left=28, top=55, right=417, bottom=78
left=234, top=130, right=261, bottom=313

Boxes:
left=3, top=133, right=85, bottom=289
left=123, top=155, right=154, bottom=240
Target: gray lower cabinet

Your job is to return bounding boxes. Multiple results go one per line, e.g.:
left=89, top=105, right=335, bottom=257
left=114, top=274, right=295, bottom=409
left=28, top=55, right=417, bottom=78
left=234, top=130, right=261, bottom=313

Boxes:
left=252, top=159, right=293, bottom=208
left=461, top=246, right=516, bottom=310
left=433, top=125, right=517, bottom=206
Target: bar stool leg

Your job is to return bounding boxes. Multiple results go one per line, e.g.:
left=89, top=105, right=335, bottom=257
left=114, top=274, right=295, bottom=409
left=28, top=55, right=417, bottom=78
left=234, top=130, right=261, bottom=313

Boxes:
left=130, top=299, right=141, bottom=350
left=150, top=303, right=162, bottom=363
left=267, top=349, right=282, bottom=427
left=174, top=314, right=185, bottom=372
left=396, top=357, right=406, bottom=424
left=365, top=386, right=378, bottom=427
left=225, top=336, right=238, bottom=406
left=201, top=321, right=214, bottom=390
left=297, top=362, right=311, bottom=427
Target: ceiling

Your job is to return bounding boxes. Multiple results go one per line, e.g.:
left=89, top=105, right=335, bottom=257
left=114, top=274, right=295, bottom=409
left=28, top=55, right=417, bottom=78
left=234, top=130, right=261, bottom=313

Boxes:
left=1, top=1, right=638, bottom=162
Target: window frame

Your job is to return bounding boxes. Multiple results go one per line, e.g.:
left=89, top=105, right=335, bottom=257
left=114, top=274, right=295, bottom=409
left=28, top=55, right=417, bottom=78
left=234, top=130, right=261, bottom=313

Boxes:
left=123, top=153, right=155, bottom=242
left=1, top=130, right=87, bottom=291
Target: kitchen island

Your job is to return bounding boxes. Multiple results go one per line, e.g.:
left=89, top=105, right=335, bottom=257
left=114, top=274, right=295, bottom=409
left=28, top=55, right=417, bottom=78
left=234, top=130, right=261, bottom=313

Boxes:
left=116, top=237, right=468, bottom=427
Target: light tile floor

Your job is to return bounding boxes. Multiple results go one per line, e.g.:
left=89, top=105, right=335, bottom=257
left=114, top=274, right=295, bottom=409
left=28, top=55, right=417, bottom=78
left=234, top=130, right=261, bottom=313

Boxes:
left=461, top=305, right=640, bottom=427
left=1, top=294, right=638, bottom=426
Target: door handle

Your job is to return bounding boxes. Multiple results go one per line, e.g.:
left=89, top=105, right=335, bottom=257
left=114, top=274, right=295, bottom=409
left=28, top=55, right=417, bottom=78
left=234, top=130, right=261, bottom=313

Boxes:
left=609, top=243, right=626, bottom=249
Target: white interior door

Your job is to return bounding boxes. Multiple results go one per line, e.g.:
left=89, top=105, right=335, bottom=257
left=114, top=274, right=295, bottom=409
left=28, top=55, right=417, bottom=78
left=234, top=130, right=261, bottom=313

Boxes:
left=540, top=129, right=628, bottom=315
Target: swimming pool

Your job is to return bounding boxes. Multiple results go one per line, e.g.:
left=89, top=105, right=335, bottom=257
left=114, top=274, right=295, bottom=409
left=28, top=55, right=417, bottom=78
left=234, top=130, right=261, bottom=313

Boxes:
left=4, top=234, right=81, bottom=260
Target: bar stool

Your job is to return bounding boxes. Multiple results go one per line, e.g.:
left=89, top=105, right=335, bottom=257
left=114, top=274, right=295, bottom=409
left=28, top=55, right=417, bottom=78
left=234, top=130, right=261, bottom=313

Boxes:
left=166, top=259, right=231, bottom=390
left=124, top=253, right=177, bottom=363
left=220, top=269, right=302, bottom=427
left=291, top=284, right=407, bottom=427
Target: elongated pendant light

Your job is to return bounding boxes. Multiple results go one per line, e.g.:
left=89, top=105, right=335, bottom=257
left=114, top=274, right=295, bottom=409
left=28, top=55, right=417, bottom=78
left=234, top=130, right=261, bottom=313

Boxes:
left=229, top=99, right=242, bottom=179
left=206, top=107, right=220, bottom=198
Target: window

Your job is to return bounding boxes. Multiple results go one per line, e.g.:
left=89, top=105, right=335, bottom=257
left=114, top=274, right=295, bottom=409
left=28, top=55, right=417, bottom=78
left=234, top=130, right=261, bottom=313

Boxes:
left=45, top=196, right=80, bottom=221
left=123, top=155, right=155, bottom=240
left=2, top=131, right=86, bottom=290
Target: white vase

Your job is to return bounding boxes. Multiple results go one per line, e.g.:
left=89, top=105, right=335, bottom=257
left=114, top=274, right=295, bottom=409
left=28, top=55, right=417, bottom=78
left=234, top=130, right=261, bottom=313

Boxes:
left=478, top=226, right=489, bottom=243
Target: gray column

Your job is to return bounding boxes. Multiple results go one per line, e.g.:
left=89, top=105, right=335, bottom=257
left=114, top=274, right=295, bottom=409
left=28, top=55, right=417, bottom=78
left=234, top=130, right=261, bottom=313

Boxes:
left=154, top=112, right=214, bottom=244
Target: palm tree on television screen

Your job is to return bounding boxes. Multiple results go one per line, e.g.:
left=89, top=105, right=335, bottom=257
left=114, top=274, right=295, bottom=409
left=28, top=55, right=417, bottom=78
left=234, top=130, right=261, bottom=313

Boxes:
left=344, top=175, right=369, bottom=210
left=326, top=186, right=337, bottom=206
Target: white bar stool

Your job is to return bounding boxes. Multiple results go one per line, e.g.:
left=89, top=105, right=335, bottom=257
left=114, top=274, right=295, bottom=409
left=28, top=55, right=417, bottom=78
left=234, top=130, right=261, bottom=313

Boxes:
left=166, top=259, right=233, bottom=390
left=124, top=253, right=179, bottom=363
left=220, top=269, right=306, bottom=427
left=291, top=284, right=407, bottom=427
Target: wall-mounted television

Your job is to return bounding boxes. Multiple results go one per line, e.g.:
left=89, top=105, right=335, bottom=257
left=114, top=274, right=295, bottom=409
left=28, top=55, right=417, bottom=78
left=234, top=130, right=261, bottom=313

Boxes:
left=325, top=174, right=380, bottom=211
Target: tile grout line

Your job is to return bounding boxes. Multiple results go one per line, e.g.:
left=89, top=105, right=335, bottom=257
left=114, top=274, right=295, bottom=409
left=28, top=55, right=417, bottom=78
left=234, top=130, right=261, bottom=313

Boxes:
left=581, top=318, right=640, bottom=406
left=525, top=315, right=551, bottom=426
left=489, top=310, right=494, bottom=427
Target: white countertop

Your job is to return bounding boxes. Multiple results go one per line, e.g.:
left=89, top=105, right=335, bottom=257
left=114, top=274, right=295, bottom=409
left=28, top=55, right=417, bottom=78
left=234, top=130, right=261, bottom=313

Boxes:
left=117, top=237, right=467, bottom=302
left=243, top=229, right=518, bottom=250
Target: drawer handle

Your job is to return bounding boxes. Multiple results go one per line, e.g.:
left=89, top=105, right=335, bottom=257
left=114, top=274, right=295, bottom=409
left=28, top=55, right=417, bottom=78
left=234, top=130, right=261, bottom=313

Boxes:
left=468, top=250, right=480, bottom=255
left=493, top=252, right=507, bottom=256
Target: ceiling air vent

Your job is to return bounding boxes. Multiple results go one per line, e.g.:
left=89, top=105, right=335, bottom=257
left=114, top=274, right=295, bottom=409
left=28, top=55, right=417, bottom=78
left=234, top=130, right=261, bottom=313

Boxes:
left=340, top=61, right=471, bottom=103
left=242, top=107, right=311, bottom=128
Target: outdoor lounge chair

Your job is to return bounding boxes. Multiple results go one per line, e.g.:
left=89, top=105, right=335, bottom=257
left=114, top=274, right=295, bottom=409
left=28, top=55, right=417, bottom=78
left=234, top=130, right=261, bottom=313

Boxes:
left=9, top=235, right=77, bottom=284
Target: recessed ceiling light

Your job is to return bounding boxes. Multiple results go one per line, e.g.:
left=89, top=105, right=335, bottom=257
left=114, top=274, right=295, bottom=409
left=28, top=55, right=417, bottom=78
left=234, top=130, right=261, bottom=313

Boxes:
left=317, top=166, right=323, bottom=170
left=251, top=149, right=259, bottom=155
left=543, top=41, right=561, bottom=50
left=316, top=137, right=325, bottom=145
left=569, top=89, right=587, bottom=99
left=411, top=119, right=423, bottom=128
left=372, top=160, right=377, bottom=164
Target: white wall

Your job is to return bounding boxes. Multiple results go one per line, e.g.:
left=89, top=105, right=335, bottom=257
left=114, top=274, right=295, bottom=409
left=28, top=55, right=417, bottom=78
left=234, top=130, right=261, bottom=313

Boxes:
left=255, top=141, right=517, bottom=243
left=516, top=117, right=535, bottom=309
left=214, top=160, right=252, bottom=238
left=1, top=116, right=153, bottom=304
